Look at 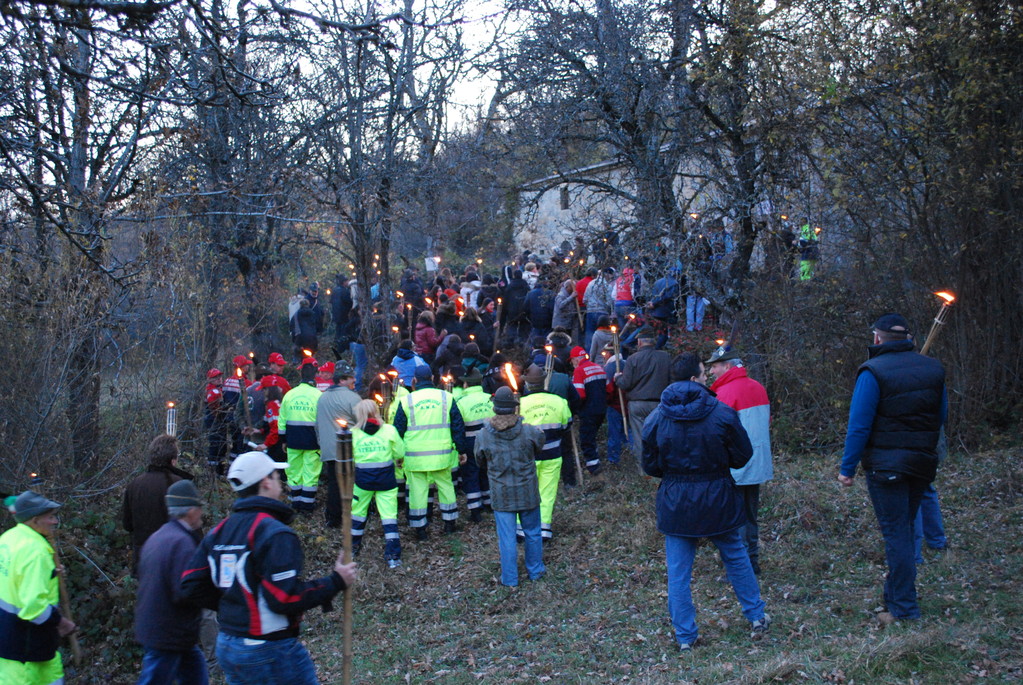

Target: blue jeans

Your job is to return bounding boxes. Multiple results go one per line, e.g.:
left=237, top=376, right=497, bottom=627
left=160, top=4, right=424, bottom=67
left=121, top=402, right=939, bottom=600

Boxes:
left=350, top=342, right=368, bottom=392
left=614, top=302, right=634, bottom=328
left=583, top=312, right=603, bottom=351
left=686, top=296, right=705, bottom=331
left=494, top=508, right=544, bottom=586
left=914, top=484, right=947, bottom=563
left=216, top=633, right=319, bottom=685
left=606, top=407, right=629, bottom=463
left=665, top=529, right=765, bottom=646
left=865, top=472, right=928, bottom=619
left=137, top=645, right=208, bottom=685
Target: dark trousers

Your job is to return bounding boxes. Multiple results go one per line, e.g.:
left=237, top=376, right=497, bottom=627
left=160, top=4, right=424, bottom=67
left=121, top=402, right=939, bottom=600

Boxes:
left=737, top=484, right=761, bottom=570
left=865, top=471, right=928, bottom=619
left=579, top=412, right=605, bottom=473
left=460, top=455, right=490, bottom=509
left=322, top=460, right=343, bottom=526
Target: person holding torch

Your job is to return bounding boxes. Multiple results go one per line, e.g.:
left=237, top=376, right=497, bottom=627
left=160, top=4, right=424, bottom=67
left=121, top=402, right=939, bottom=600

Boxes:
left=838, top=313, right=947, bottom=623
left=181, top=452, right=357, bottom=685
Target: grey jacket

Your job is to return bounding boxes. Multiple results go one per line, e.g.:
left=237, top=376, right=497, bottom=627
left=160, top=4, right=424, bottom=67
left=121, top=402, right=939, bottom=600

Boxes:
left=474, top=417, right=544, bottom=512
left=316, top=385, right=362, bottom=461
left=618, top=346, right=673, bottom=402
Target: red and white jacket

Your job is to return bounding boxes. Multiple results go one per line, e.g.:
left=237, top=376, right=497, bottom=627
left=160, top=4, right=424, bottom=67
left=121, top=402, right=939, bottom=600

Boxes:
left=572, top=359, right=608, bottom=415
left=710, top=365, right=773, bottom=485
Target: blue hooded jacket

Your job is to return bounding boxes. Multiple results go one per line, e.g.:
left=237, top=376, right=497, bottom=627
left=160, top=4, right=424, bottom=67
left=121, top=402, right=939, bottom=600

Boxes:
left=641, top=381, right=753, bottom=537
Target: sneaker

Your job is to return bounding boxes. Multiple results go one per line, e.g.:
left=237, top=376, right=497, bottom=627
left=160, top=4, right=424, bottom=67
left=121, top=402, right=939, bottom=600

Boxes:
left=387, top=558, right=402, bottom=569
left=678, top=638, right=697, bottom=652
left=751, top=614, right=771, bottom=638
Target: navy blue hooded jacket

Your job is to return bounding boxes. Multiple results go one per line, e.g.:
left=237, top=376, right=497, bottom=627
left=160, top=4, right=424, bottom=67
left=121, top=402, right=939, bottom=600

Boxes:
left=641, top=381, right=753, bottom=537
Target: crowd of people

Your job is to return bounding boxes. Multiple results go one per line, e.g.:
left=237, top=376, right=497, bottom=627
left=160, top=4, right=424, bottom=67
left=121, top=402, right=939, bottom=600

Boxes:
left=0, top=245, right=947, bottom=684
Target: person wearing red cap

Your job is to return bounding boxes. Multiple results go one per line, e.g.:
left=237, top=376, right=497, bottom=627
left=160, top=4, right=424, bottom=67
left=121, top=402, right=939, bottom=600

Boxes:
left=263, top=353, right=292, bottom=395
left=569, top=346, right=607, bottom=475
left=315, top=361, right=334, bottom=392
left=204, top=369, right=229, bottom=475
left=279, top=357, right=322, bottom=512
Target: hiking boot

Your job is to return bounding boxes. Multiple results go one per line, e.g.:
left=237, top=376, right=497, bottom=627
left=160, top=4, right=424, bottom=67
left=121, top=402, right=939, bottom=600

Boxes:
left=415, top=527, right=428, bottom=541
left=470, top=509, right=483, bottom=524
left=443, top=520, right=458, bottom=535
left=751, top=614, right=771, bottom=638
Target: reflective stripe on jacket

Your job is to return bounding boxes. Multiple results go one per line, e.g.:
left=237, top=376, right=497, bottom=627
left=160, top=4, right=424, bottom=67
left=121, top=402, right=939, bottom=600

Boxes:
left=520, top=391, right=571, bottom=461
left=279, top=382, right=321, bottom=450
left=352, top=424, right=403, bottom=491
left=456, top=386, right=496, bottom=454
left=399, top=388, right=455, bottom=471
left=0, top=524, right=62, bottom=663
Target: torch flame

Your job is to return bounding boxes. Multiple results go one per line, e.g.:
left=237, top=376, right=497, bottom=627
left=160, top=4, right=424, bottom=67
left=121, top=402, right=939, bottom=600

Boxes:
left=497, top=298, right=502, bottom=304
left=610, top=325, right=617, bottom=333
left=716, top=339, right=726, bottom=346
left=628, top=313, right=636, bottom=320
left=167, top=401, right=175, bottom=408
left=935, top=291, right=955, bottom=304
left=302, top=349, right=313, bottom=358
left=236, top=367, right=243, bottom=378
left=374, top=394, right=384, bottom=404
left=379, top=373, right=387, bottom=381
left=545, top=345, right=552, bottom=353
left=337, top=419, right=348, bottom=429
left=392, top=326, right=399, bottom=332
left=396, top=290, right=404, bottom=298
left=504, top=363, right=518, bottom=392
left=248, top=351, right=255, bottom=359
left=387, top=370, right=398, bottom=378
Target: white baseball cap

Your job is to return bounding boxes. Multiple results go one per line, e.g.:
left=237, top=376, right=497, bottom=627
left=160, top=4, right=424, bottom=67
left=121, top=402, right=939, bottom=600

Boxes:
left=228, top=451, right=289, bottom=492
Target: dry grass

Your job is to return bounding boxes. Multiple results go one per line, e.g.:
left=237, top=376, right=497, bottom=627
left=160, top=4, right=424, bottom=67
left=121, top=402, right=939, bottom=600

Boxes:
left=69, top=446, right=1022, bottom=683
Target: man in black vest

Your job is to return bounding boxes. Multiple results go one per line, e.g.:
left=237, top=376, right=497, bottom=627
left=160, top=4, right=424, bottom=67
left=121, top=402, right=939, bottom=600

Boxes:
left=838, top=313, right=946, bottom=622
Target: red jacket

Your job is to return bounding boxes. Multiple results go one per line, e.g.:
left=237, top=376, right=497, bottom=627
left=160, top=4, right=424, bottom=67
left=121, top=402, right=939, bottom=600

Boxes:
left=415, top=322, right=445, bottom=356
left=263, top=399, right=281, bottom=446
left=575, top=276, right=593, bottom=304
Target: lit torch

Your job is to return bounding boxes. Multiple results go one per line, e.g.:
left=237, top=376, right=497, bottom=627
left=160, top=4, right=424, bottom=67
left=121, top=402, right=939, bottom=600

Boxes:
left=919, top=291, right=956, bottom=356
left=504, top=362, right=518, bottom=398
left=543, top=345, right=554, bottom=391
left=166, top=401, right=176, bottom=436
left=237, top=367, right=253, bottom=430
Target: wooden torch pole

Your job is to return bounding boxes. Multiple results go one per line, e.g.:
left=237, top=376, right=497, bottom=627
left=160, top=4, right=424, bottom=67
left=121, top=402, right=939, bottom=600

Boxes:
left=334, top=423, right=355, bottom=685
left=611, top=325, right=629, bottom=440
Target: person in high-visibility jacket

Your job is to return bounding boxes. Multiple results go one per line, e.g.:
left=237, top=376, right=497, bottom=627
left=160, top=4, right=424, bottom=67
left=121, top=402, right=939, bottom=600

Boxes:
left=456, top=368, right=494, bottom=522
left=0, top=491, right=77, bottom=685
left=351, top=400, right=405, bottom=569
left=279, top=357, right=322, bottom=512
left=520, top=364, right=572, bottom=541
left=393, top=365, right=470, bottom=539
